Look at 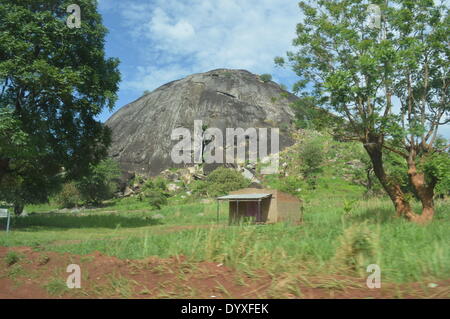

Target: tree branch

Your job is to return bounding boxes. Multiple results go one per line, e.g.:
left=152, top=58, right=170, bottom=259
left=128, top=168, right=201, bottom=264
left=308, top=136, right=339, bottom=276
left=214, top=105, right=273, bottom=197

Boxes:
left=382, top=143, right=409, bottom=158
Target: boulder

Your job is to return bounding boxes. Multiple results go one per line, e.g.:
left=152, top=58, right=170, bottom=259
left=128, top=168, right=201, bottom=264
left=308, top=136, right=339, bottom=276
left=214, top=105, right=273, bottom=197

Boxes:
left=106, top=69, right=297, bottom=177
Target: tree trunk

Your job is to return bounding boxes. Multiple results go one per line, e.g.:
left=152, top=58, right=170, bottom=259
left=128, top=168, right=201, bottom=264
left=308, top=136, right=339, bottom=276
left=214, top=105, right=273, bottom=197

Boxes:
left=366, top=167, right=373, bottom=193
left=14, top=203, right=24, bottom=216
left=407, top=159, right=435, bottom=224
left=363, top=138, right=418, bottom=221
left=0, top=158, right=9, bottom=182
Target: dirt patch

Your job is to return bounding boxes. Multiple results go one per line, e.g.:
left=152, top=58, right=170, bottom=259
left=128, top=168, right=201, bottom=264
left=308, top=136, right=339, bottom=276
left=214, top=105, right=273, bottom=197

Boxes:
left=0, top=246, right=448, bottom=299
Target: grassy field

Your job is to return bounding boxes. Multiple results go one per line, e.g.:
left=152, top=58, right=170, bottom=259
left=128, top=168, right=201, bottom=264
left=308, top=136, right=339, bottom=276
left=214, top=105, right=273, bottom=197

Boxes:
left=1, top=190, right=449, bottom=285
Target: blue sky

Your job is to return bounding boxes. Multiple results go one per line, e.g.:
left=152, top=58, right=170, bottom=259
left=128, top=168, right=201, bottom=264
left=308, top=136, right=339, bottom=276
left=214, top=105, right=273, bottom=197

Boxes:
left=97, top=0, right=300, bottom=123
left=96, top=0, right=449, bottom=138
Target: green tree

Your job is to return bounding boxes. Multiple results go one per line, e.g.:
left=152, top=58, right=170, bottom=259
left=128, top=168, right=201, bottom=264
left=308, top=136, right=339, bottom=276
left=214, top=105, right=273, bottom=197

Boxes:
left=0, top=0, right=120, bottom=213
left=277, top=0, right=449, bottom=223
left=291, top=96, right=342, bottom=131
left=77, top=159, right=121, bottom=205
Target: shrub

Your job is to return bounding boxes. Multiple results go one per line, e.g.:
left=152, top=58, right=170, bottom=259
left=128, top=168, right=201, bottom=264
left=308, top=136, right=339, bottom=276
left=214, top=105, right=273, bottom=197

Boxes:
left=144, top=189, right=168, bottom=209
left=140, top=178, right=169, bottom=209
left=259, top=73, right=272, bottom=83
left=53, top=182, right=81, bottom=209
left=206, top=167, right=250, bottom=197
left=153, top=177, right=167, bottom=191
left=299, top=137, right=325, bottom=189
left=277, top=176, right=305, bottom=196
left=189, top=180, right=208, bottom=198
left=77, top=159, right=121, bottom=205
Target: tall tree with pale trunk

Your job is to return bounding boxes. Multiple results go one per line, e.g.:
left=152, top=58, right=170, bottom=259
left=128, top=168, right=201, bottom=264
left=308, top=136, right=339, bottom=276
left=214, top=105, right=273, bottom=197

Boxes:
left=277, top=0, right=449, bottom=223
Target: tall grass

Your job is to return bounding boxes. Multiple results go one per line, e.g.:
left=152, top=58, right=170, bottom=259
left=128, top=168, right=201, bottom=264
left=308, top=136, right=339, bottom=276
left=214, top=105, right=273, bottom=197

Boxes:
left=35, top=199, right=449, bottom=283
left=1, top=196, right=448, bottom=283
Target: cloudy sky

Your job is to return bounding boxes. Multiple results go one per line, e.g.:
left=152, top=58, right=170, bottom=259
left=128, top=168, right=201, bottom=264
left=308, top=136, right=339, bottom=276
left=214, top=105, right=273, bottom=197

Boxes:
left=96, top=0, right=449, bottom=138
left=97, top=0, right=300, bottom=122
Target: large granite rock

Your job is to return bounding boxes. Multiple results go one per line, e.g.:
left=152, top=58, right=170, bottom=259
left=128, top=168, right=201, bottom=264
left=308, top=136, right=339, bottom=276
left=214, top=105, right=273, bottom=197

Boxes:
left=106, top=69, right=298, bottom=176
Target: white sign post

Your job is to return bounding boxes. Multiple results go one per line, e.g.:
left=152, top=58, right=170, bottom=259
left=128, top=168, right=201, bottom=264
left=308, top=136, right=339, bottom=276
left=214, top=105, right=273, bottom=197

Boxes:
left=0, top=209, right=11, bottom=233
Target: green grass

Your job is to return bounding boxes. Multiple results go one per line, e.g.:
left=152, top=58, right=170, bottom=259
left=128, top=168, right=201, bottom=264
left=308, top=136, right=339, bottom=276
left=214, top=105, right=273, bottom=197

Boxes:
left=44, top=278, right=69, bottom=296
left=1, top=193, right=448, bottom=284
left=4, top=251, right=22, bottom=266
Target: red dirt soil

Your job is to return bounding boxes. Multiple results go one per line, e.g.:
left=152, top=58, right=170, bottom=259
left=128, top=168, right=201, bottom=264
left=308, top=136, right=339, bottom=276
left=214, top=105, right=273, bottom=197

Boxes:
left=0, top=247, right=448, bottom=299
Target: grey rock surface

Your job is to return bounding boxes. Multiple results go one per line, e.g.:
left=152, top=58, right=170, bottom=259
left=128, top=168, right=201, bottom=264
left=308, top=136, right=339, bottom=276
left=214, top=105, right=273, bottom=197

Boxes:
left=106, top=69, right=298, bottom=176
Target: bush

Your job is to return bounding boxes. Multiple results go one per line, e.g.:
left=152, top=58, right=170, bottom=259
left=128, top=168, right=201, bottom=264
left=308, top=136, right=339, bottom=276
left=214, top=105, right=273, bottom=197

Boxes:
left=145, top=189, right=168, bottom=209
left=299, top=137, right=325, bottom=189
left=277, top=176, right=305, bottom=196
left=189, top=180, right=208, bottom=198
left=140, top=177, right=169, bottom=209
left=206, top=167, right=250, bottom=197
left=153, top=177, right=167, bottom=191
left=77, top=159, right=121, bottom=205
left=53, top=182, right=81, bottom=209
left=259, top=73, right=272, bottom=83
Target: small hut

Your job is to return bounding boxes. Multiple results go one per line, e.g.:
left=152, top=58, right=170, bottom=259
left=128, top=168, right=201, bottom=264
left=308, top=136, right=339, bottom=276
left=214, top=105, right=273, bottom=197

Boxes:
left=217, top=188, right=302, bottom=224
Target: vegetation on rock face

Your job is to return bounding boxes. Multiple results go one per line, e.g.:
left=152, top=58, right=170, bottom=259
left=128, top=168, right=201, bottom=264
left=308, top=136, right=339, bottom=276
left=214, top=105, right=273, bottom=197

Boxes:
left=0, top=0, right=121, bottom=212
left=277, top=0, right=450, bottom=222
left=259, top=73, right=273, bottom=83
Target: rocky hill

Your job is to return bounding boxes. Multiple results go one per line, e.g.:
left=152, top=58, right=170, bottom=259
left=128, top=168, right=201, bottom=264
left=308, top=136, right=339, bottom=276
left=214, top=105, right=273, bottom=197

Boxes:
left=106, top=69, right=298, bottom=176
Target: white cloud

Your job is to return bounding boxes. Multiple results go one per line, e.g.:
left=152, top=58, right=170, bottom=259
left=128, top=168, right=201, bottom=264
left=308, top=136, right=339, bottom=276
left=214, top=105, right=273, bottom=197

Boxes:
left=150, top=8, right=195, bottom=41
left=109, top=0, right=300, bottom=92
left=122, top=64, right=195, bottom=92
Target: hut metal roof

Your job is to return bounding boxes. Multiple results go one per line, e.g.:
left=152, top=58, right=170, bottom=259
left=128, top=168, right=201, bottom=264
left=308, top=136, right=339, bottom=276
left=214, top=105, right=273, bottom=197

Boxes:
left=217, top=194, right=272, bottom=201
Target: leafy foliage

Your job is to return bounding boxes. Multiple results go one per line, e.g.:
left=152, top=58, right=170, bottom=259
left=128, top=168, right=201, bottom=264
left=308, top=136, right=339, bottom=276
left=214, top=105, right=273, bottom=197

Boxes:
left=421, top=151, right=450, bottom=197
left=140, top=177, right=169, bottom=209
left=0, top=0, right=121, bottom=207
left=277, top=0, right=449, bottom=219
left=259, top=73, right=272, bottom=83
left=190, top=180, right=208, bottom=198
left=53, top=182, right=81, bottom=209
left=299, top=136, right=325, bottom=189
left=77, top=159, right=121, bottom=205
left=205, top=167, right=250, bottom=197
left=291, top=96, right=342, bottom=131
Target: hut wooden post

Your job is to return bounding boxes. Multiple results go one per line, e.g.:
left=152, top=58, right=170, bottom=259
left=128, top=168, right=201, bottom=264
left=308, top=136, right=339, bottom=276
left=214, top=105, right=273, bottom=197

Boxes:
left=257, top=200, right=261, bottom=223
left=216, top=200, right=219, bottom=224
